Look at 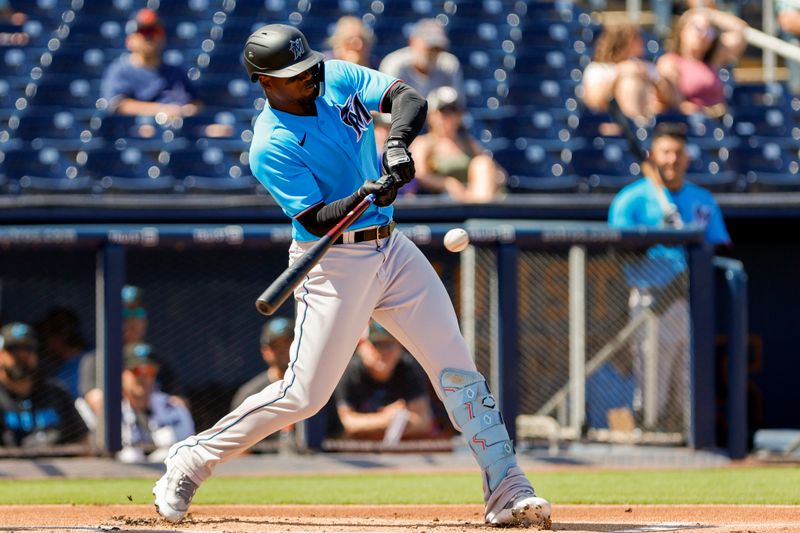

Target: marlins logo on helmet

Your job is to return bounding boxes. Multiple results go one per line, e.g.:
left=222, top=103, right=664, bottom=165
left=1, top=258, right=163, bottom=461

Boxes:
left=289, top=38, right=304, bottom=60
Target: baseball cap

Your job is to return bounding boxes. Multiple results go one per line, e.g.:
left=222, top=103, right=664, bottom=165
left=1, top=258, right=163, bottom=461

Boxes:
left=260, top=317, right=294, bottom=346
left=427, top=86, right=462, bottom=112
left=132, top=8, right=164, bottom=37
left=367, top=321, right=395, bottom=344
left=0, top=322, right=38, bottom=351
left=410, top=19, right=449, bottom=49
left=123, top=342, right=159, bottom=369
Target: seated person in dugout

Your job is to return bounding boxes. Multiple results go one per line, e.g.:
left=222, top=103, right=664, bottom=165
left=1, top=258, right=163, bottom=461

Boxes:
left=334, top=321, right=436, bottom=441
left=80, top=342, right=195, bottom=463
left=0, top=323, right=88, bottom=449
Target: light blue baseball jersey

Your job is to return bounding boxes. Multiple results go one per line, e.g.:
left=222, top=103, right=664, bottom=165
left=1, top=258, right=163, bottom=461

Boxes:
left=250, top=60, right=398, bottom=241
left=609, top=178, right=730, bottom=288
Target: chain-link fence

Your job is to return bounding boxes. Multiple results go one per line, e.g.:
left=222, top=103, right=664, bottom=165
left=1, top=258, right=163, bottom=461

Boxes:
left=463, top=234, right=695, bottom=446
left=0, top=222, right=710, bottom=457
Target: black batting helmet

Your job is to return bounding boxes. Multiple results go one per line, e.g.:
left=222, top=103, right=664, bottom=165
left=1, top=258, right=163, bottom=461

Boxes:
left=243, top=24, right=325, bottom=81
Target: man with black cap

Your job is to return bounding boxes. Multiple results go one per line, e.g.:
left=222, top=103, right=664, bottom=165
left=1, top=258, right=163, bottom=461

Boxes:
left=231, top=317, right=295, bottom=410
left=80, top=342, right=194, bottom=463
left=379, top=18, right=464, bottom=103
left=334, top=321, right=434, bottom=441
left=0, top=322, right=88, bottom=448
left=100, top=8, right=202, bottom=119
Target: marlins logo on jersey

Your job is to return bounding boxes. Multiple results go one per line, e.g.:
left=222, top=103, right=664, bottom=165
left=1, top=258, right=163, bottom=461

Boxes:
left=338, top=93, right=372, bottom=141
left=289, top=38, right=304, bottom=60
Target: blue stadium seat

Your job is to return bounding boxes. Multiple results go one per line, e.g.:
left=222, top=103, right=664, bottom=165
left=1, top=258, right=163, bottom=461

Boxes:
left=155, top=0, right=218, bottom=19
left=2, top=146, right=94, bottom=193
left=178, top=111, right=252, bottom=151
left=493, top=144, right=572, bottom=177
left=195, top=78, right=261, bottom=111
left=735, top=143, right=800, bottom=192
left=370, top=0, right=434, bottom=19
left=97, top=114, right=183, bottom=151
left=733, top=107, right=799, bottom=150
left=162, top=20, right=214, bottom=50
left=26, top=78, right=101, bottom=113
left=40, top=47, right=117, bottom=79
left=684, top=143, right=739, bottom=192
left=83, top=146, right=176, bottom=192
left=200, top=44, right=247, bottom=76
left=167, top=147, right=254, bottom=193
left=507, top=77, right=576, bottom=110
left=0, top=47, right=43, bottom=80
left=571, top=142, right=642, bottom=191
left=445, top=0, right=506, bottom=20
left=512, top=49, right=574, bottom=81
left=13, top=0, right=72, bottom=24
left=519, top=21, right=573, bottom=49
left=75, top=0, right=145, bottom=18
left=495, top=109, right=574, bottom=150
left=215, top=18, right=263, bottom=45
left=66, top=16, right=127, bottom=48
left=223, top=0, right=291, bottom=19
left=730, top=82, right=792, bottom=109
left=13, top=110, right=98, bottom=150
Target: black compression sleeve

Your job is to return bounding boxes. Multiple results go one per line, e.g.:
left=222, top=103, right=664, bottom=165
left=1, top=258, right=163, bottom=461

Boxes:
left=295, top=189, right=365, bottom=237
left=380, top=82, right=428, bottom=146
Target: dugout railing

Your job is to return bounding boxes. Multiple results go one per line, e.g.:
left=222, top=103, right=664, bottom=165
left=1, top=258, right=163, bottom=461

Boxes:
left=0, top=221, right=746, bottom=458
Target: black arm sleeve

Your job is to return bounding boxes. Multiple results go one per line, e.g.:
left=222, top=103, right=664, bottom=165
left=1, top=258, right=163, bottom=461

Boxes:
left=295, top=189, right=365, bottom=237
left=380, top=81, right=428, bottom=146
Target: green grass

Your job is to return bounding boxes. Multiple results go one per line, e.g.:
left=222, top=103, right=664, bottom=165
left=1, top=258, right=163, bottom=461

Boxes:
left=0, top=468, right=797, bottom=506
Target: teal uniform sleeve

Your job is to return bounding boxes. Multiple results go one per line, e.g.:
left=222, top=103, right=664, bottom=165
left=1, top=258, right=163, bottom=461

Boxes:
left=251, top=138, right=323, bottom=219
left=704, top=198, right=731, bottom=245
left=330, top=60, right=398, bottom=112
left=608, top=186, right=637, bottom=227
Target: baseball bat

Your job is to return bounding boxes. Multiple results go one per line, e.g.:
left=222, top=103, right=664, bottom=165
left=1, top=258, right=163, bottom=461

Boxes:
left=255, top=194, right=376, bottom=316
left=607, top=98, right=683, bottom=228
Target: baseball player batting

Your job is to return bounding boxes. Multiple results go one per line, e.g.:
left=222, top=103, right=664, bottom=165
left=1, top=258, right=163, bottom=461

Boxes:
left=152, top=24, right=551, bottom=528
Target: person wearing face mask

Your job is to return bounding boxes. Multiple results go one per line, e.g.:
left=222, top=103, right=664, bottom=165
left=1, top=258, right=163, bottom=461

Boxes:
left=0, top=323, right=88, bottom=448
left=379, top=19, right=464, bottom=103
left=99, top=8, right=202, bottom=120
left=656, top=7, right=747, bottom=117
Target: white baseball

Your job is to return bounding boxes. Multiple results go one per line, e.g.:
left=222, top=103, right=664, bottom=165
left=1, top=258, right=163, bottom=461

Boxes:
left=444, top=228, right=470, bottom=253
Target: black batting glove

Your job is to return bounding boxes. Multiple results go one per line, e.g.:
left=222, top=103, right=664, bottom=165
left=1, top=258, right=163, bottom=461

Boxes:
left=382, top=138, right=415, bottom=185
left=358, top=174, right=397, bottom=207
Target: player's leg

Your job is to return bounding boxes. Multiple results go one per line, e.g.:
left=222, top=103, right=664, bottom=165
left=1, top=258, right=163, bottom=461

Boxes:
left=154, top=242, right=384, bottom=522
left=371, top=231, right=551, bottom=527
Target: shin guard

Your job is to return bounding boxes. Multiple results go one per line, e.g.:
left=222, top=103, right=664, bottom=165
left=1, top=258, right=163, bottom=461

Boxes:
left=440, top=369, right=517, bottom=493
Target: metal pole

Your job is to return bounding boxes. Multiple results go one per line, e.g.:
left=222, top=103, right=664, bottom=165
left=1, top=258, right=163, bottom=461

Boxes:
left=713, top=257, right=749, bottom=459
left=496, top=242, right=520, bottom=442
left=461, top=244, right=476, bottom=361
left=762, top=0, right=777, bottom=82
left=568, top=245, right=587, bottom=435
left=688, top=244, right=715, bottom=449
left=643, top=309, right=659, bottom=429
left=96, top=244, right=124, bottom=455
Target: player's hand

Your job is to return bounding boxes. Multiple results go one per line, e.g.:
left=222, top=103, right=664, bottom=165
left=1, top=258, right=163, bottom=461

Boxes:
left=359, top=175, right=397, bottom=207
left=382, top=138, right=415, bottom=185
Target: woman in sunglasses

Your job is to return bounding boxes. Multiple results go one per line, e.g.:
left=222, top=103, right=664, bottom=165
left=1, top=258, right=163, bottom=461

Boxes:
left=657, top=7, right=747, bottom=117
left=410, top=86, right=505, bottom=202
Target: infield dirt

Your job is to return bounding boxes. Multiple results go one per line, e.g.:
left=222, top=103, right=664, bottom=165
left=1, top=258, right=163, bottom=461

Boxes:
left=0, top=504, right=797, bottom=532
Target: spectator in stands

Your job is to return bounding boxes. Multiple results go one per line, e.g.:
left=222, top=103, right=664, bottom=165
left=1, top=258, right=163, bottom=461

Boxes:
left=0, top=323, right=88, bottom=448
left=36, top=307, right=94, bottom=400
left=80, top=342, right=194, bottom=463
left=0, top=0, right=29, bottom=47
left=80, top=285, right=181, bottom=416
left=581, top=23, right=675, bottom=125
left=608, top=123, right=730, bottom=426
left=334, top=321, right=435, bottom=441
left=776, top=0, right=800, bottom=93
left=410, top=86, right=505, bottom=203
left=324, top=16, right=377, bottom=68
left=657, top=7, right=747, bottom=117
left=379, top=18, right=463, bottom=101
left=100, top=8, right=202, bottom=120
